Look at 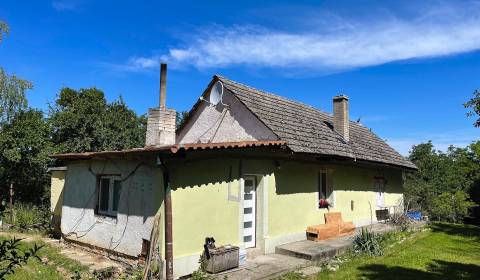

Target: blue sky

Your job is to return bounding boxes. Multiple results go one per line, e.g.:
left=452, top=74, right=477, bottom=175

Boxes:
left=1, top=0, right=479, bottom=155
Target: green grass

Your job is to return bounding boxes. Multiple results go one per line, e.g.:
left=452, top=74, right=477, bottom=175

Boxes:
left=315, top=223, right=480, bottom=280
left=0, top=236, right=89, bottom=280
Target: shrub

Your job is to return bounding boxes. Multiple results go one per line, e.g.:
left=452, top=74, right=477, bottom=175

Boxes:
left=7, top=203, right=51, bottom=232
left=352, top=227, right=383, bottom=256
left=430, top=191, right=476, bottom=223
left=0, top=237, right=43, bottom=279
left=190, top=270, right=214, bottom=280
left=390, top=213, right=413, bottom=231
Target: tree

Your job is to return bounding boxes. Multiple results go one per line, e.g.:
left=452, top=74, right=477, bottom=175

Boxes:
left=0, top=21, right=9, bottom=42
left=430, top=191, right=475, bottom=223
left=0, top=21, right=33, bottom=124
left=102, top=97, right=146, bottom=151
left=464, top=90, right=480, bottom=127
left=49, top=87, right=146, bottom=153
left=0, top=69, right=33, bottom=124
left=176, top=111, right=189, bottom=128
left=405, top=141, right=479, bottom=221
left=0, top=109, right=53, bottom=203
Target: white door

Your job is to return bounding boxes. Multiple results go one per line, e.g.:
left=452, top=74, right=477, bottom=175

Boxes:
left=374, top=179, right=385, bottom=209
left=243, top=176, right=256, bottom=248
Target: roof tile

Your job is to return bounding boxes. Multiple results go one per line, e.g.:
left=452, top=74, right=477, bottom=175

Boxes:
left=217, top=75, right=416, bottom=169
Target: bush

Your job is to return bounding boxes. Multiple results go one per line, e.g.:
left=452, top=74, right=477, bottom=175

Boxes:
left=390, top=212, right=413, bottom=231
left=190, top=270, right=214, bottom=280
left=352, top=227, right=383, bottom=256
left=6, top=203, right=51, bottom=232
left=430, top=191, right=476, bottom=223
left=0, top=237, right=43, bottom=279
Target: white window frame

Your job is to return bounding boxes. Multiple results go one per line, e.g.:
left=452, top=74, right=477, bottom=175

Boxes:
left=97, top=175, right=121, bottom=217
left=318, top=170, right=334, bottom=208
left=373, top=177, right=386, bottom=209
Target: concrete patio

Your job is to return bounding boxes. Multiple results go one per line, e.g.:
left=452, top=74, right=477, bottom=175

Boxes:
left=214, top=223, right=402, bottom=280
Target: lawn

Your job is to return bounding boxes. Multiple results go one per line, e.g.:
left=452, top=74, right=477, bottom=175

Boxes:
left=315, top=223, right=480, bottom=280
left=0, top=235, right=89, bottom=280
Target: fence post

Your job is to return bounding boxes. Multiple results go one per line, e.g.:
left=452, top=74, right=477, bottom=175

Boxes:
left=9, top=182, right=14, bottom=224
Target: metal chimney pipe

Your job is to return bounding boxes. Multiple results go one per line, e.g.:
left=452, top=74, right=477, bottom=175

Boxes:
left=160, top=63, right=167, bottom=108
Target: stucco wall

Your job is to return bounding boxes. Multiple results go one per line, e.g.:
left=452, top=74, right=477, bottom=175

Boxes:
left=51, top=170, right=66, bottom=217
left=51, top=170, right=66, bottom=235
left=268, top=162, right=404, bottom=240
left=177, top=90, right=277, bottom=143
left=167, top=158, right=403, bottom=277
left=61, top=160, right=162, bottom=257
left=170, top=159, right=242, bottom=257
left=60, top=156, right=403, bottom=278
left=333, top=165, right=404, bottom=225
left=268, top=162, right=328, bottom=237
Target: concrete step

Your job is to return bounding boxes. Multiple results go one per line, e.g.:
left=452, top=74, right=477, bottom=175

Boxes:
left=275, top=238, right=353, bottom=262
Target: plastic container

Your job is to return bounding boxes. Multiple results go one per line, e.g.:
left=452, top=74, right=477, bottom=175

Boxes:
left=406, top=211, right=422, bottom=221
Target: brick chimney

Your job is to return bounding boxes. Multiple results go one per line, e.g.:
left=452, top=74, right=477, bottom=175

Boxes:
left=145, top=63, right=176, bottom=147
left=333, top=95, right=349, bottom=142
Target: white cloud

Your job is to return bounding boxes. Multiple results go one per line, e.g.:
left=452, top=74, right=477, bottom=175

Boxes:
left=127, top=56, right=159, bottom=69
left=126, top=1, right=480, bottom=72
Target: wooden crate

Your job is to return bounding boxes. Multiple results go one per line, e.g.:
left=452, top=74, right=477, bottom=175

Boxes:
left=206, top=245, right=239, bottom=274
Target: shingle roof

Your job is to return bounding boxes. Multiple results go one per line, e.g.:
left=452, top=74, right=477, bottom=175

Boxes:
left=216, top=75, right=417, bottom=170
left=52, top=140, right=286, bottom=160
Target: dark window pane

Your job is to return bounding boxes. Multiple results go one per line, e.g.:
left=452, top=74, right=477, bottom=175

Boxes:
left=244, top=179, right=254, bottom=187
left=99, top=178, right=110, bottom=212
left=321, top=173, right=327, bottom=197
left=113, top=180, right=121, bottom=212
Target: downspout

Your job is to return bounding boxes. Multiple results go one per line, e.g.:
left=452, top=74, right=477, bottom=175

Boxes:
left=163, top=164, right=174, bottom=280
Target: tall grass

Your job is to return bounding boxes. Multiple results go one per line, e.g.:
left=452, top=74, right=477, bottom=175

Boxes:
left=3, top=203, right=50, bottom=231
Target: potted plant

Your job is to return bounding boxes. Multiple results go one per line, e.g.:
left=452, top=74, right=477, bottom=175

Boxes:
left=319, top=198, right=330, bottom=209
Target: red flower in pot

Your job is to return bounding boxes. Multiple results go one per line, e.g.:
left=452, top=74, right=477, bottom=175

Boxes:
left=319, top=199, right=330, bottom=209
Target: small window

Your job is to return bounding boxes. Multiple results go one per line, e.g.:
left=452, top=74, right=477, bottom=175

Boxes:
left=318, top=171, right=333, bottom=208
left=97, top=176, right=122, bottom=217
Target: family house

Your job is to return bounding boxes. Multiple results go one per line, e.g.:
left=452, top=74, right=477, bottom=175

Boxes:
left=51, top=67, right=416, bottom=278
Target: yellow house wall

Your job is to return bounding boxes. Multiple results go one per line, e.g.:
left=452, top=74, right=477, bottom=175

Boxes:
left=268, top=162, right=328, bottom=237
left=50, top=170, right=66, bottom=217
left=170, top=159, right=242, bottom=258
left=331, top=165, right=403, bottom=225
left=268, top=162, right=404, bottom=238
left=166, top=158, right=403, bottom=277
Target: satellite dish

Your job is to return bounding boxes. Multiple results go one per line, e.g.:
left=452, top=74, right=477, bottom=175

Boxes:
left=209, top=81, right=224, bottom=106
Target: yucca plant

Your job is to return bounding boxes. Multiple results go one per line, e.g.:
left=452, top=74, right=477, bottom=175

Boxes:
left=352, top=227, right=383, bottom=256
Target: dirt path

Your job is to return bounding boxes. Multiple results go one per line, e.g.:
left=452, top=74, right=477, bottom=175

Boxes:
left=0, top=231, right=125, bottom=273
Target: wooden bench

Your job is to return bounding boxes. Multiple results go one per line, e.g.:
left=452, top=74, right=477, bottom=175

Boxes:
left=306, top=212, right=356, bottom=241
